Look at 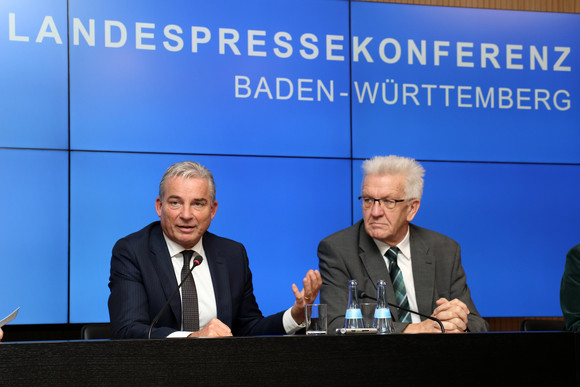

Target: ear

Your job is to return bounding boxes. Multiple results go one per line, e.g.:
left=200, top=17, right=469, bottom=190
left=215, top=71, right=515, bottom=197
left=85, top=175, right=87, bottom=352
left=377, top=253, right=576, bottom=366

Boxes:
left=210, top=200, right=218, bottom=220
left=406, top=199, right=421, bottom=222
left=155, top=197, right=163, bottom=218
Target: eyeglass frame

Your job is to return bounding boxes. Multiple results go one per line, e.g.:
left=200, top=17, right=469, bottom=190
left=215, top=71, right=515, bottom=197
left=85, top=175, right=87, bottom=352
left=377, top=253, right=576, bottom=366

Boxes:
left=358, top=196, right=406, bottom=210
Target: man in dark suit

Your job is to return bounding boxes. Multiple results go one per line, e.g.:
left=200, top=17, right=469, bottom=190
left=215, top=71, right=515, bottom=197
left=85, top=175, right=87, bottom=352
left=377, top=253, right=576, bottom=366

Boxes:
left=109, top=161, right=321, bottom=339
left=319, top=155, right=488, bottom=333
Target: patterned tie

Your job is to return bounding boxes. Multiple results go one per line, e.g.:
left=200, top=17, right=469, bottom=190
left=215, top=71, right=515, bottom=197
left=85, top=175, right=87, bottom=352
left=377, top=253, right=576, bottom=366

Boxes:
left=180, top=250, right=199, bottom=332
left=385, top=247, right=411, bottom=323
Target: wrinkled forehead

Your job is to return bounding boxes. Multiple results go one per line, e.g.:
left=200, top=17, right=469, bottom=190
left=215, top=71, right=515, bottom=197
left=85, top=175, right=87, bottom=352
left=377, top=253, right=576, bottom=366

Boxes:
left=362, top=173, right=406, bottom=197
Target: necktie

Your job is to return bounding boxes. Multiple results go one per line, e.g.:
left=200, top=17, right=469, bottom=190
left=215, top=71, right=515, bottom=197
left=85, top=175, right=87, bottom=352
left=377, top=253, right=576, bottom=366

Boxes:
left=385, top=247, right=411, bottom=323
left=180, top=250, right=199, bottom=332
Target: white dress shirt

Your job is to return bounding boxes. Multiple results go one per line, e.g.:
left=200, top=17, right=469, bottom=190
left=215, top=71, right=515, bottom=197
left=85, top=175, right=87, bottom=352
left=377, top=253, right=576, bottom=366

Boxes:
left=373, top=228, right=421, bottom=324
left=163, top=234, right=217, bottom=338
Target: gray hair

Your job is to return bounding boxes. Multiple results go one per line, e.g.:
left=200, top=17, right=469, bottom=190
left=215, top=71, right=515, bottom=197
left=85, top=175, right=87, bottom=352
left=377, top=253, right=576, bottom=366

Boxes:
left=362, top=155, right=425, bottom=200
left=159, top=161, right=216, bottom=203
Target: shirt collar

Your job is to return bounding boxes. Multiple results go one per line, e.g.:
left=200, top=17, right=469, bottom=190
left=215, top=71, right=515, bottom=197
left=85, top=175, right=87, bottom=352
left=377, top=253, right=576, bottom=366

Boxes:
left=162, top=233, right=205, bottom=259
left=372, top=227, right=411, bottom=261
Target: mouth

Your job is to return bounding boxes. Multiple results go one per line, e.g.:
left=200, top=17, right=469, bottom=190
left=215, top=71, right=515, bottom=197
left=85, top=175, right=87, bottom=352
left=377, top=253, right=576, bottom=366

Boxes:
left=368, top=221, right=388, bottom=228
left=177, top=225, right=197, bottom=233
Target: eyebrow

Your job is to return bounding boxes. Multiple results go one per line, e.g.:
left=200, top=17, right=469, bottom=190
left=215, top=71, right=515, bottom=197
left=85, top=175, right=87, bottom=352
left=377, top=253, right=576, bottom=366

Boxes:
left=166, top=196, right=209, bottom=202
left=361, top=195, right=397, bottom=200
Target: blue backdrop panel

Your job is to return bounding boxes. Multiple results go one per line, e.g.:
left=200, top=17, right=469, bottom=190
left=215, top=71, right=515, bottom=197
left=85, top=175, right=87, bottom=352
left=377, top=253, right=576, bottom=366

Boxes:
left=0, top=0, right=68, bottom=149
left=351, top=3, right=580, bottom=163
left=69, top=0, right=350, bottom=158
left=1, top=0, right=578, bottom=326
left=352, top=159, right=580, bottom=317
left=70, top=152, right=351, bottom=322
left=0, top=149, right=69, bottom=324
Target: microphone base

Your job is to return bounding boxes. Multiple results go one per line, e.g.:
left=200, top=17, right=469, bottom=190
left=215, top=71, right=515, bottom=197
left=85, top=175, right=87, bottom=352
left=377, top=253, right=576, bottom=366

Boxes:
left=335, top=328, right=378, bottom=335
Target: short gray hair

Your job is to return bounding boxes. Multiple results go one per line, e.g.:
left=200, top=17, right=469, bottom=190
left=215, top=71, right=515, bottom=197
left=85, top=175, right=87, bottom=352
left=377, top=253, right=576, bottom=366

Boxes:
left=362, top=155, right=425, bottom=200
left=159, top=161, right=216, bottom=203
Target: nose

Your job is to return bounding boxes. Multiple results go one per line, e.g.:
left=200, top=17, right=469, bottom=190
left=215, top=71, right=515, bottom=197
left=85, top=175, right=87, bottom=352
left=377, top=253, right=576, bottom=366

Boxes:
left=180, top=206, right=194, bottom=220
left=370, top=200, right=383, bottom=217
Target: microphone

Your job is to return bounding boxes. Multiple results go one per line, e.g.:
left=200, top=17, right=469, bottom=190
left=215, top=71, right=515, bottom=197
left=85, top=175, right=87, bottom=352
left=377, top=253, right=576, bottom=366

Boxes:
left=358, top=291, right=445, bottom=333
left=147, top=254, right=204, bottom=339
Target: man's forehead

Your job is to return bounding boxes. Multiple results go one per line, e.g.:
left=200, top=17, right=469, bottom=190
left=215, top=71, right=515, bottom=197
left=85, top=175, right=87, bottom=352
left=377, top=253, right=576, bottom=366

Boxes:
left=165, top=176, right=211, bottom=195
left=363, top=174, right=406, bottom=191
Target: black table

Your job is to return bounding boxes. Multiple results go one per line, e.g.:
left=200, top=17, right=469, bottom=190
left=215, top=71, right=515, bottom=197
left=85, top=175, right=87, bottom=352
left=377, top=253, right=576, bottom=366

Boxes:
left=0, top=332, right=577, bottom=385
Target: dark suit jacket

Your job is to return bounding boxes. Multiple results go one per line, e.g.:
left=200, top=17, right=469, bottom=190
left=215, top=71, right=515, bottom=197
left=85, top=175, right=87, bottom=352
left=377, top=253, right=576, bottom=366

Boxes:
left=318, top=220, right=489, bottom=333
left=560, top=243, right=580, bottom=332
left=108, top=221, right=285, bottom=339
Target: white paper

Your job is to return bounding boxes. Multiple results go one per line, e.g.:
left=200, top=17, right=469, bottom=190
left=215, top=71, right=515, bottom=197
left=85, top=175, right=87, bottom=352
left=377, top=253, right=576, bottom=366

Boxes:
left=0, top=307, right=20, bottom=327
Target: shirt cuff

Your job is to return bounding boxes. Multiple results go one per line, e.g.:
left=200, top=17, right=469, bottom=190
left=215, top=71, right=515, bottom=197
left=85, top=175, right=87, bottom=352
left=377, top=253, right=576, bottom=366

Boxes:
left=167, top=330, right=193, bottom=338
left=283, top=307, right=306, bottom=334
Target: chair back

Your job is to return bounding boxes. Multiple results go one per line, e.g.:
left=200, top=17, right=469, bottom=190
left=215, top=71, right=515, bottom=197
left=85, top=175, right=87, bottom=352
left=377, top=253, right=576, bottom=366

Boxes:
left=81, top=323, right=112, bottom=340
left=520, top=319, right=565, bottom=331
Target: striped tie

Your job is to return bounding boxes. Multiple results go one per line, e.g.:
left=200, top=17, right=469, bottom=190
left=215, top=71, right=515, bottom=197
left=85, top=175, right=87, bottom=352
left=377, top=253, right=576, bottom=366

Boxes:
left=385, top=247, right=411, bottom=323
left=181, top=250, right=199, bottom=332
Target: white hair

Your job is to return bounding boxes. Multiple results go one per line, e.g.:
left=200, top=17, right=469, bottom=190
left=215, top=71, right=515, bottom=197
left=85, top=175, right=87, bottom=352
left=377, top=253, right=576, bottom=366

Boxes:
left=362, top=155, right=425, bottom=200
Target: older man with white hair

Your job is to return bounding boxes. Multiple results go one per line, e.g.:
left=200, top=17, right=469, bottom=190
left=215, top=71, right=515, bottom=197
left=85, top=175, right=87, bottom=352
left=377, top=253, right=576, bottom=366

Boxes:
left=319, top=155, right=488, bottom=334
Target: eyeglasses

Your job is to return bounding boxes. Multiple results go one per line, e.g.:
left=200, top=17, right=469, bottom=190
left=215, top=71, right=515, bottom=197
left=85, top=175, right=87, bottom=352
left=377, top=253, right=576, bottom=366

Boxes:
left=359, top=196, right=405, bottom=210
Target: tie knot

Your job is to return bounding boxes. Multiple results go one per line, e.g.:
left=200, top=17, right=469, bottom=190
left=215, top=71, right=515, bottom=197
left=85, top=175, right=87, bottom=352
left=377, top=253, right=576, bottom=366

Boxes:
left=385, top=247, right=400, bottom=263
left=181, top=250, right=194, bottom=264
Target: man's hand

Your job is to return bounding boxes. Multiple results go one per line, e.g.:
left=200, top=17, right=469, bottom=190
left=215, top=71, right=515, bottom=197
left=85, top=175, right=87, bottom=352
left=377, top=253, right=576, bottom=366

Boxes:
left=402, top=318, right=442, bottom=333
left=402, top=298, right=470, bottom=333
left=290, top=269, right=322, bottom=325
left=187, top=318, right=232, bottom=338
left=432, top=298, right=469, bottom=333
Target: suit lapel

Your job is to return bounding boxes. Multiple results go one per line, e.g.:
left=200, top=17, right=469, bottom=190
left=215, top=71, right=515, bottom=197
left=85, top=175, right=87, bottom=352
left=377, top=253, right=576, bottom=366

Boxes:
left=149, top=224, right=182, bottom=322
left=203, top=232, right=232, bottom=327
left=357, top=222, right=393, bottom=302
left=409, top=225, right=435, bottom=315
